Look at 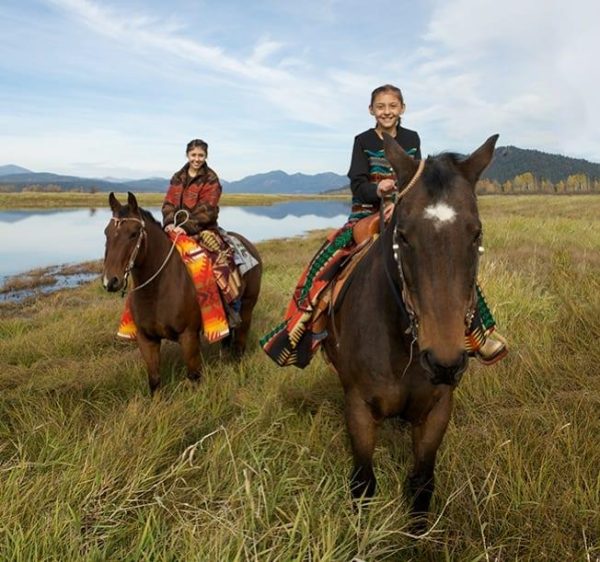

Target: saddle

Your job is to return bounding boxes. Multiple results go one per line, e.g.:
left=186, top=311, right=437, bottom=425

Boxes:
left=196, top=229, right=243, bottom=302
left=311, top=229, right=378, bottom=334
left=352, top=212, right=381, bottom=245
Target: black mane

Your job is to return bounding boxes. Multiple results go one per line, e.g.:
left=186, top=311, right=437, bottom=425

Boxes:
left=116, top=205, right=160, bottom=226
left=138, top=207, right=160, bottom=226
left=422, top=153, right=464, bottom=198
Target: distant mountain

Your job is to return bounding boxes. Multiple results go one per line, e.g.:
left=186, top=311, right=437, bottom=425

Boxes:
left=226, top=170, right=348, bottom=194
left=1, top=146, right=599, bottom=194
left=0, top=172, right=168, bottom=192
left=0, top=172, right=122, bottom=191
left=122, top=177, right=170, bottom=191
left=0, top=164, right=32, bottom=176
left=484, top=146, right=600, bottom=183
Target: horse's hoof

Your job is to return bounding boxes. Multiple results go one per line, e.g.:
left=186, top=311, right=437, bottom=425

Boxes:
left=187, top=371, right=202, bottom=383
left=350, top=474, right=376, bottom=500
left=408, top=513, right=430, bottom=536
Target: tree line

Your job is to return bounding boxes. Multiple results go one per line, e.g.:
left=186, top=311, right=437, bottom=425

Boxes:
left=476, top=173, right=600, bottom=194
left=1, top=175, right=600, bottom=195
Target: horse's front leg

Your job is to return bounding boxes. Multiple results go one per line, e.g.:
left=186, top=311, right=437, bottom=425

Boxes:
left=345, top=389, right=379, bottom=499
left=137, top=333, right=161, bottom=395
left=179, top=328, right=202, bottom=382
left=406, top=390, right=453, bottom=525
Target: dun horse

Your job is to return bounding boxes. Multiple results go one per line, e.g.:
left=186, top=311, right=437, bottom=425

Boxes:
left=323, top=134, right=499, bottom=521
left=102, top=192, right=262, bottom=392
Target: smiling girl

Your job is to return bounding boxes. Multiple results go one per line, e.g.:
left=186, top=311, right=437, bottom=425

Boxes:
left=162, top=138, right=242, bottom=325
left=261, top=85, right=507, bottom=368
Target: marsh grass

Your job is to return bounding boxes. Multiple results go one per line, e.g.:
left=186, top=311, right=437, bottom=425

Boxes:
left=0, top=262, right=103, bottom=295
left=0, top=196, right=598, bottom=560
left=0, top=192, right=346, bottom=210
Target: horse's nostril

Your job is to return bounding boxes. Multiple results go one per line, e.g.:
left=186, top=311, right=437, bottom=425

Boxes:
left=420, top=349, right=467, bottom=385
left=105, top=277, right=121, bottom=292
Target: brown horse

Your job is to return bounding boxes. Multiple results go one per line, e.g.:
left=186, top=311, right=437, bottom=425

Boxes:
left=102, top=192, right=262, bottom=393
left=322, top=134, right=499, bottom=523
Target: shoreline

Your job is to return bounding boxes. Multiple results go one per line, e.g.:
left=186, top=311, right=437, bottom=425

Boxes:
left=0, top=191, right=347, bottom=210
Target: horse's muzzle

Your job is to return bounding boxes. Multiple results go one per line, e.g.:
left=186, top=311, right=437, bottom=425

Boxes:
left=420, top=349, right=468, bottom=386
left=102, top=275, right=123, bottom=292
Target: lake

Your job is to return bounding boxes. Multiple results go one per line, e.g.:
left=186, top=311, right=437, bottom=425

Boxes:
left=0, top=201, right=351, bottom=280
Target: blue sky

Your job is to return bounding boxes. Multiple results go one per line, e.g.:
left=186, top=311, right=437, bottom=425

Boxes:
left=1, top=0, right=598, bottom=180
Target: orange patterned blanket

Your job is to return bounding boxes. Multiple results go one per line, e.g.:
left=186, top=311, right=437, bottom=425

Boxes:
left=117, top=233, right=230, bottom=343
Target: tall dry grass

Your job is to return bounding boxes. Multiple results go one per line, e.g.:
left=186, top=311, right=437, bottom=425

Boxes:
left=0, top=195, right=598, bottom=561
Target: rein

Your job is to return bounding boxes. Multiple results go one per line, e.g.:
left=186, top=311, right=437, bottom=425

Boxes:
left=379, top=159, right=425, bottom=340
left=112, top=209, right=190, bottom=297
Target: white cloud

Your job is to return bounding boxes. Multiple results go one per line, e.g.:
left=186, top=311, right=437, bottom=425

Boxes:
left=46, top=0, right=352, bottom=127
left=400, top=0, right=600, bottom=158
left=1, top=0, right=599, bottom=179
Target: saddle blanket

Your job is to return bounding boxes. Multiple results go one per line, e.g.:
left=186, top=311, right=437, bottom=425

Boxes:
left=117, top=234, right=230, bottom=343
left=219, top=228, right=260, bottom=275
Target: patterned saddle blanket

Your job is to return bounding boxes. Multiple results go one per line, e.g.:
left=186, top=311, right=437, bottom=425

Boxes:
left=117, top=234, right=230, bottom=343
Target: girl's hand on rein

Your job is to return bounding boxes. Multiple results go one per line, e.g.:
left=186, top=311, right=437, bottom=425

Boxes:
left=376, top=179, right=396, bottom=197
left=165, top=224, right=186, bottom=235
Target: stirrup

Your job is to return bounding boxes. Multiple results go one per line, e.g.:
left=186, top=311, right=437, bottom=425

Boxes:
left=475, top=333, right=508, bottom=366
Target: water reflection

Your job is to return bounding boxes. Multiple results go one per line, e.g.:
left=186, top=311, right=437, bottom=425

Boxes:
left=0, top=201, right=350, bottom=279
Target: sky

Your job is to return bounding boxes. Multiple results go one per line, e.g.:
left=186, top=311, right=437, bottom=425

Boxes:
left=1, top=0, right=598, bottom=181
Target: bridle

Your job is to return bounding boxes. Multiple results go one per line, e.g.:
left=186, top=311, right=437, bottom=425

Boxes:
left=110, top=215, right=146, bottom=296
left=379, top=159, right=479, bottom=365
left=109, top=210, right=189, bottom=297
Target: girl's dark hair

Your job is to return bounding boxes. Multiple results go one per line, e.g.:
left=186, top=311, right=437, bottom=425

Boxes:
left=370, top=84, right=404, bottom=106
left=186, top=139, right=208, bottom=154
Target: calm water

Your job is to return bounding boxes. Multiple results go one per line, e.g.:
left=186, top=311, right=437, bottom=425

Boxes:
left=0, top=201, right=351, bottom=280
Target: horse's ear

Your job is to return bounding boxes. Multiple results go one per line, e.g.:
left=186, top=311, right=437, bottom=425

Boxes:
left=383, top=133, right=419, bottom=188
left=127, top=191, right=139, bottom=212
left=459, top=134, right=499, bottom=187
left=108, top=192, right=121, bottom=214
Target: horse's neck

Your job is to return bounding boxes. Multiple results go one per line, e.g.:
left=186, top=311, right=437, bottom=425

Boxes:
left=349, top=227, right=387, bottom=297
left=133, top=224, right=186, bottom=282
left=351, top=222, right=411, bottom=334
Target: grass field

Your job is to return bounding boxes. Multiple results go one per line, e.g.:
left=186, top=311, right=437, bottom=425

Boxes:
left=0, top=192, right=346, bottom=210
left=0, top=195, right=599, bottom=561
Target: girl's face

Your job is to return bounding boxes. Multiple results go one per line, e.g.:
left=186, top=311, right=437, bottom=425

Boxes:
left=187, top=147, right=207, bottom=171
left=369, top=92, right=405, bottom=132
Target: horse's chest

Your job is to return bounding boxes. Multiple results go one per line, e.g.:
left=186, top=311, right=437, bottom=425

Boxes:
left=351, top=376, right=446, bottom=422
left=132, top=299, right=191, bottom=340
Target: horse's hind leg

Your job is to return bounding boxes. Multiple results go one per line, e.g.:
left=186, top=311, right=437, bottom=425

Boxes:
left=137, top=334, right=161, bottom=395
left=345, top=390, right=379, bottom=499
left=179, top=329, right=202, bottom=382
left=406, top=391, right=452, bottom=524
left=230, top=293, right=258, bottom=358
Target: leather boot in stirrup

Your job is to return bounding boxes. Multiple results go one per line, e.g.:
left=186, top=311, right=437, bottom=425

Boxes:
left=475, top=333, right=508, bottom=365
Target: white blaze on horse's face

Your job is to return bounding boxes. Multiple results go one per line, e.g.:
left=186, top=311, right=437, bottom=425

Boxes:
left=423, top=202, right=457, bottom=230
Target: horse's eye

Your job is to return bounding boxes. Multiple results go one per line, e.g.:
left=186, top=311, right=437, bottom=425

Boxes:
left=398, top=232, right=410, bottom=246
left=473, top=230, right=483, bottom=245
left=129, top=231, right=138, bottom=240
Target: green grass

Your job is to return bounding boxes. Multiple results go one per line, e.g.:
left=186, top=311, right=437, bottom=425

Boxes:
left=0, top=192, right=346, bottom=210
left=0, top=195, right=599, bottom=560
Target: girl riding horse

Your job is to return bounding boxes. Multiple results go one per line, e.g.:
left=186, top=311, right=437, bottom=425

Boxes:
left=261, top=84, right=507, bottom=368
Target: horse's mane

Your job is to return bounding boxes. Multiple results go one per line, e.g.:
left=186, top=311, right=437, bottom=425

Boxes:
left=422, top=153, right=464, bottom=198
left=116, top=204, right=161, bottom=227
left=138, top=207, right=160, bottom=226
